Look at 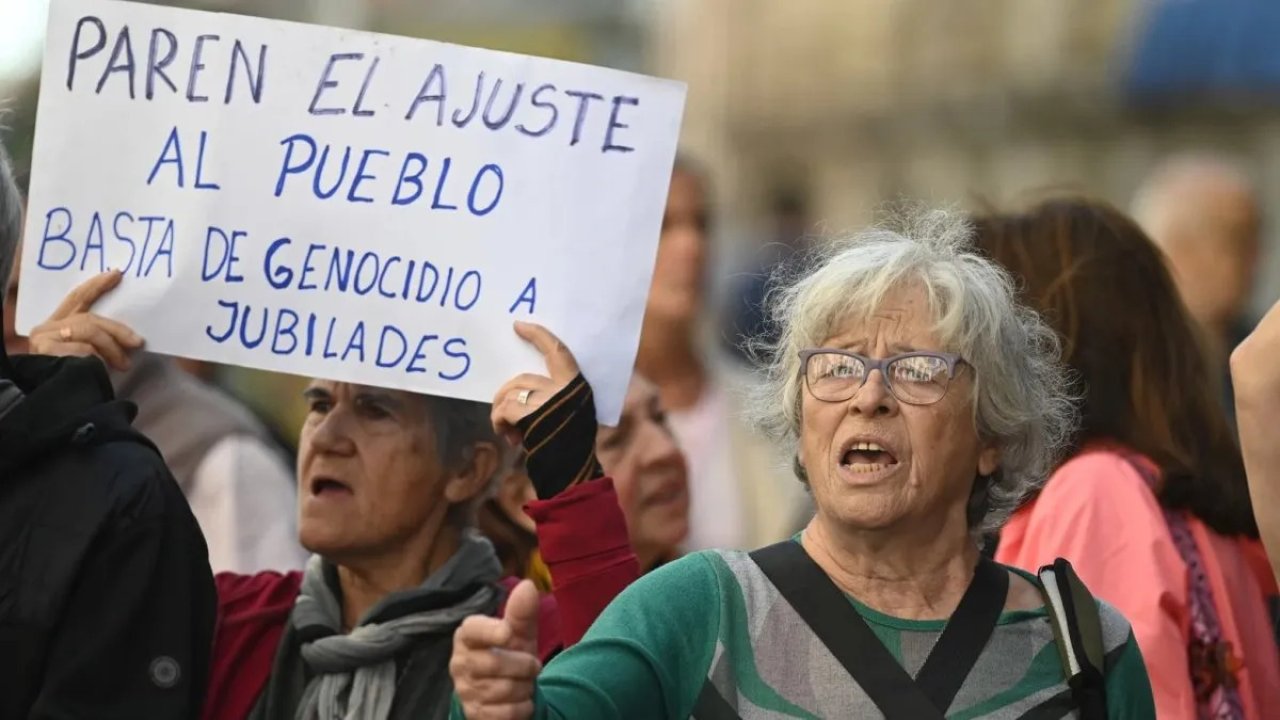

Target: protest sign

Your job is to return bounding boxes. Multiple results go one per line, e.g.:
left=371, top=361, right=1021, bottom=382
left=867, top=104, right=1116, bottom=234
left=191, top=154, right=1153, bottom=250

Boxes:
left=17, top=0, right=685, bottom=423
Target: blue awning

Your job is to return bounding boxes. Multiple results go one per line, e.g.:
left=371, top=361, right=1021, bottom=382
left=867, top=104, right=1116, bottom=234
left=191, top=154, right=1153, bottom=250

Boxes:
left=1123, top=0, right=1280, bottom=105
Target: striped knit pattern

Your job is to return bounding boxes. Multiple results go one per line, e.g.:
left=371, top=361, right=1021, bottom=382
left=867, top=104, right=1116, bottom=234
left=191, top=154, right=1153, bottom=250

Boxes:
left=695, top=550, right=1138, bottom=719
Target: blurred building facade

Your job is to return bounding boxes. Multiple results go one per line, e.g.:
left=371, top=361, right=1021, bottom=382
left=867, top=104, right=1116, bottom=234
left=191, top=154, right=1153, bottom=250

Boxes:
left=649, top=0, right=1280, bottom=316
left=6, top=0, right=1280, bottom=437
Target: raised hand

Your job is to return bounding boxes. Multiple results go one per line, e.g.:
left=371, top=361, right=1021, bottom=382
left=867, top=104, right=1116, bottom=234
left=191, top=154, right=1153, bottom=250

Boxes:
left=491, top=321, right=581, bottom=447
left=451, top=579, right=542, bottom=720
left=27, top=270, right=143, bottom=370
left=491, top=322, right=603, bottom=499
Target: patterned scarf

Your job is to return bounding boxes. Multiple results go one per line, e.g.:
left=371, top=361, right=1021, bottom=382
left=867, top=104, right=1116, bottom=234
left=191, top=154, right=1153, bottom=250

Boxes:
left=289, top=532, right=502, bottom=720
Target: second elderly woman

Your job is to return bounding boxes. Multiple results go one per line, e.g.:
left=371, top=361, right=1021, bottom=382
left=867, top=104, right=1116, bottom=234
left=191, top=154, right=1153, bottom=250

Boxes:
left=449, top=208, right=1158, bottom=719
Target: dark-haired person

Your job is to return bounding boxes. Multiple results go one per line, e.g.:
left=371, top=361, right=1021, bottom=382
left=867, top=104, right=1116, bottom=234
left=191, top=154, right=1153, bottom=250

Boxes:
left=0, top=143, right=216, bottom=717
left=974, top=199, right=1280, bottom=720
left=1232, top=298, right=1280, bottom=586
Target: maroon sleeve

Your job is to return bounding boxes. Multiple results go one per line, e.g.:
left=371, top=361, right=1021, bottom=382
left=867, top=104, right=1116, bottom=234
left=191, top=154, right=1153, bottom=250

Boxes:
left=202, top=571, right=302, bottom=720
left=524, top=476, right=640, bottom=647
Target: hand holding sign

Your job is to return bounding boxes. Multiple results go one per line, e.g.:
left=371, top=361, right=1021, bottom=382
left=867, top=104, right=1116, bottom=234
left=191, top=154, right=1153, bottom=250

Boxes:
left=491, top=321, right=580, bottom=446
left=492, top=322, right=604, bottom=499
left=27, top=270, right=144, bottom=371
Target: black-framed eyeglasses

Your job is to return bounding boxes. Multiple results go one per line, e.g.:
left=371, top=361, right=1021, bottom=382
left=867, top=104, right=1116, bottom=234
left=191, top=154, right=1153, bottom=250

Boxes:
left=798, top=349, right=965, bottom=406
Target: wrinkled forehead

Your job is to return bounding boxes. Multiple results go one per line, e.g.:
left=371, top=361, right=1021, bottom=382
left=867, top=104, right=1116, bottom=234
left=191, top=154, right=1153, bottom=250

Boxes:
left=821, top=283, right=947, bottom=349
left=305, top=378, right=427, bottom=409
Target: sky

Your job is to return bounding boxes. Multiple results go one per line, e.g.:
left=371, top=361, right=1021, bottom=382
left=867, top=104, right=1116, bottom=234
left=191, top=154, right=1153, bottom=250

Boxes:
left=0, top=0, right=51, bottom=83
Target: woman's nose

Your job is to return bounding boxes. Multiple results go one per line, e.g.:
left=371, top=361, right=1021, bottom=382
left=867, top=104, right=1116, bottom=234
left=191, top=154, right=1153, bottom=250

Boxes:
left=848, top=369, right=897, bottom=416
left=308, top=411, right=357, bottom=455
left=635, top=421, right=684, bottom=471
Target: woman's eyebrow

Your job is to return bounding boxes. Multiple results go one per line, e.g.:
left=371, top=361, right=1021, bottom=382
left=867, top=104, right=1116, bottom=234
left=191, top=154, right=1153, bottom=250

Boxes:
left=355, top=390, right=404, bottom=408
left=302, top=386, right=331, bottom=401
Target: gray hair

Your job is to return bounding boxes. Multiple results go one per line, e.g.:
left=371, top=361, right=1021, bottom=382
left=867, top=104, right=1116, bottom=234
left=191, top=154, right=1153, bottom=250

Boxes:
left=421, top=395, right=507, bottom=527
left=747, top=206, right=1076, bottom=534
left=0, top=140, right=19, bottom=294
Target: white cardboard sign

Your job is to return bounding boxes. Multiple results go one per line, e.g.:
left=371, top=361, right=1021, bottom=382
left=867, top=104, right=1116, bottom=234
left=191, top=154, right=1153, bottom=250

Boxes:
left=18, top=0, right=686, bottom=423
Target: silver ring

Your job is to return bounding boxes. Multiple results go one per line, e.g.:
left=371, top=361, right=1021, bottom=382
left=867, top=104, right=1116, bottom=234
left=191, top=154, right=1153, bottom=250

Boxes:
left=517, top=389, right=533, bottom=405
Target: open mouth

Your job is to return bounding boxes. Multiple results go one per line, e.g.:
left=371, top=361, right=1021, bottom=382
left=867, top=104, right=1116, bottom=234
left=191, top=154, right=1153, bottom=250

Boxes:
left=645, top=484, right=685, bottom=508
left=840, top=441, right=900, bottom=474
left=311, top=477, right=352, bottom=496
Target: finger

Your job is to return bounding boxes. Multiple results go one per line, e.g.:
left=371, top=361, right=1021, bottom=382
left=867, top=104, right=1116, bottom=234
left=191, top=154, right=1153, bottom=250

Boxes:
left=490, top=374, right=556, bottom=438
left=489, top=407, right=522, bottom=448
left=69, top=318, right=134, bottom=371
left=502, top=579, right=541, bottom=654
left=50, top=270, right=123, bottom=320
left=457, top=648, right=542, bottom=681
left=462, top=700, right=534, bottom=720
left=31, top=340, right=97, bottom=358
left=492, top=374, right=554, bottom=407
left=457, top=615, right=514, bottom=651
left=471, top=677, right=537, bottom=704
left=84, top=313, right=144, bottom=349
left=513, top=322, right=579, bottom=380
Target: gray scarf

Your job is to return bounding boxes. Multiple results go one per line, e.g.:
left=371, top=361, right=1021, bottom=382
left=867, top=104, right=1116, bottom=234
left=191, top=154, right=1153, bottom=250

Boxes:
left=292, top=532, right=502, bottom=720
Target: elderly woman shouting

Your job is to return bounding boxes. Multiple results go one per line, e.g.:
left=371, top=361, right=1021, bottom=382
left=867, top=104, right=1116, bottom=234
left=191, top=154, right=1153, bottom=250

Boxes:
left=450, top=210, right=1157, bottom=719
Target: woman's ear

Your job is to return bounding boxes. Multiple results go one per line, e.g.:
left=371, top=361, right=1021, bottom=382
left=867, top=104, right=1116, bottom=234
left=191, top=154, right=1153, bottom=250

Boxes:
left=977, top=445, right=1001, bottom=477
left=495, top=468, right=538, bottom=533
left=444, top=441, right=502, bottom=505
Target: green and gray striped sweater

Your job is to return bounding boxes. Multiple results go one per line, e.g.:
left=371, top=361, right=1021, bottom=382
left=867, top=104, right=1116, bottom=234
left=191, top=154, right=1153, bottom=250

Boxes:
left=452, top=547, right=1156, bottom=719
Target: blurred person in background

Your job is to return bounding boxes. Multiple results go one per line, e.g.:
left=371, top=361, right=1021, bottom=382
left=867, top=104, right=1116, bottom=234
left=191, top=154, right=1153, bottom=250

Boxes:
left=479, top=371, right=690, bottom=584
left=975, top=199, right=1280, bottom=720
left=7, top=255, right=306, bottom=574
left=452, top=208, right=1157, bottom=720
left=0, top=141, right=216, bottom=718
left=639, top=155, right=802, bottom=551
left=1131, top=154, right=1263, bottom=425
left=1233, top=298, right=1280, bottom=585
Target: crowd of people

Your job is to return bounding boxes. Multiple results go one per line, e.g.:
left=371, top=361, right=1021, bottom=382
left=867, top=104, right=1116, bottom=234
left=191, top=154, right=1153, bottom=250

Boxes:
left=4, top=100, right=1280, bottom=718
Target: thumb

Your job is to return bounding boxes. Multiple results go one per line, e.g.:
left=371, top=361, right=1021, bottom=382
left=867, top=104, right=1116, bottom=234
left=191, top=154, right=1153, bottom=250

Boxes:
left=514, top=321, right=579, bottom=381
left=502, top=579, right=541, bottom=654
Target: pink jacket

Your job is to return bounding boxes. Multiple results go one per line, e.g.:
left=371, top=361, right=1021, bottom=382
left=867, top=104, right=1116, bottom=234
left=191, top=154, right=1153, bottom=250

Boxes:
left=997, top=446, right=1280, bottom=719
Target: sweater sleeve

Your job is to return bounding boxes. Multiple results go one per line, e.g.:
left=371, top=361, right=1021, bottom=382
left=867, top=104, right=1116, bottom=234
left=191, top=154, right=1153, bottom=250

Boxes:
left=453, top=552, right=721, bottom=719
left=998, top=451, right=1195, bottom=719
left=202, top=571, right=302, bottom=720
left=525, top=476, right=641, bottom=648
left=1104, top=628, right=1158, bottom=720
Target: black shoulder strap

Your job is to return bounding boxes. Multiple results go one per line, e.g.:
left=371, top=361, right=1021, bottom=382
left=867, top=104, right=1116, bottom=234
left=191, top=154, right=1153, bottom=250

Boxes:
left=1037, top=558, right=1107, bottom=720
left=749, top=541, right=1007, bottom=718
left=915, top=554, right=1009, bottom=708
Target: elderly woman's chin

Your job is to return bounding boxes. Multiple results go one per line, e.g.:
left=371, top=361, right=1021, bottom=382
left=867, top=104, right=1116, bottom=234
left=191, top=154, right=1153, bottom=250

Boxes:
left=806, top=461, right=925, bottom=530
left=297, top=514, right=365, bottom=560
